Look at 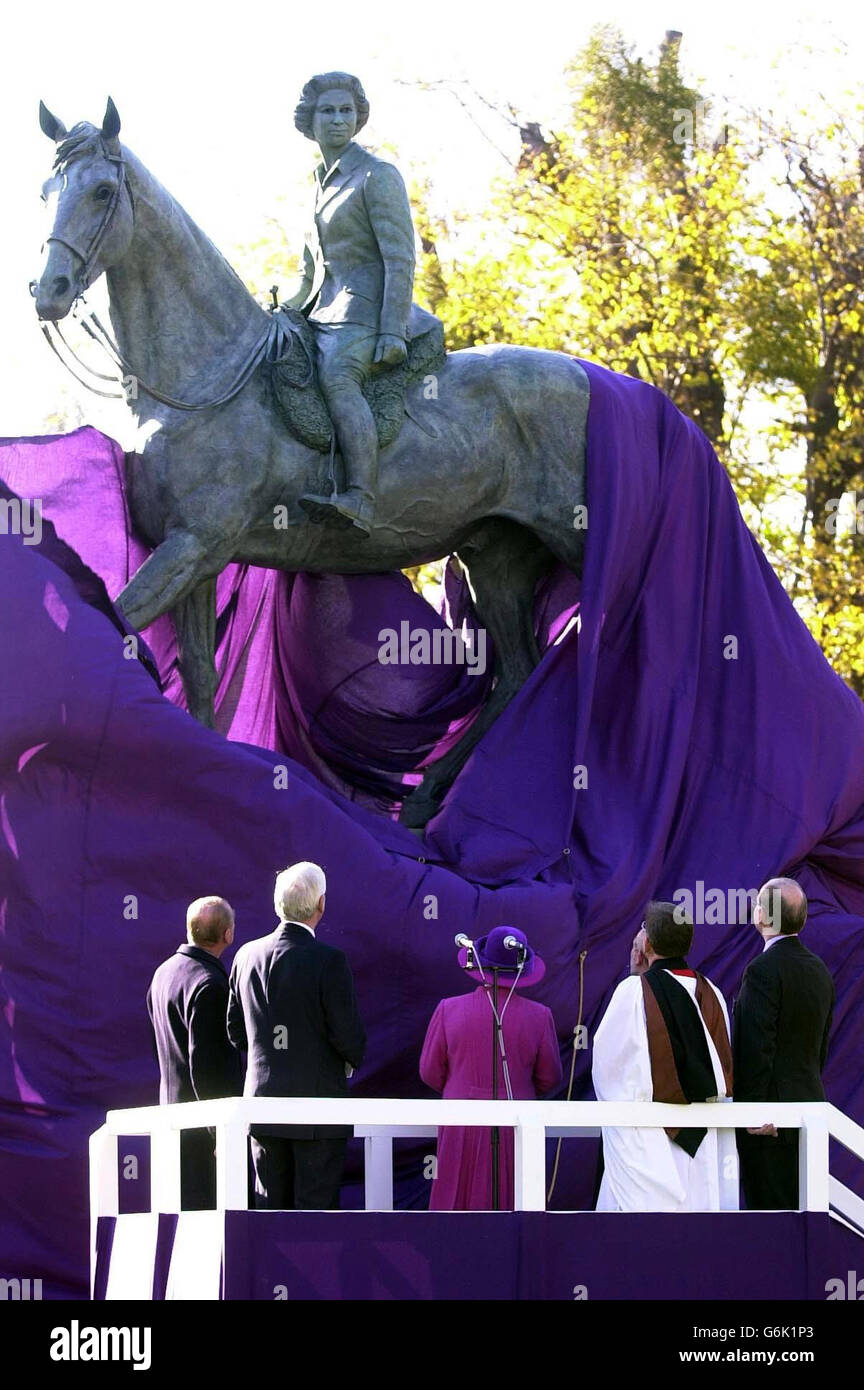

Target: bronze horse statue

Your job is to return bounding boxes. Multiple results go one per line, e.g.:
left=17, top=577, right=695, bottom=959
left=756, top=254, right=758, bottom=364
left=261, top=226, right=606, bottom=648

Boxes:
left=32, top=99, right=590, bottom=830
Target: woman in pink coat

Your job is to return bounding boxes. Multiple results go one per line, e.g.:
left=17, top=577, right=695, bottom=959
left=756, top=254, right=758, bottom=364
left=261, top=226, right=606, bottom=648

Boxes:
left=419, top=926, right=562, bottom=1210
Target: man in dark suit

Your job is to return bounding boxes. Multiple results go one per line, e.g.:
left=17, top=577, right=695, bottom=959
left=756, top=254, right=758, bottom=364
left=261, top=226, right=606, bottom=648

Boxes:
left=146, top=896, right=241, bottom=1209
left=227, top=861, right=366, bottom=1210
left=733, top=877, right=834, bottom=1210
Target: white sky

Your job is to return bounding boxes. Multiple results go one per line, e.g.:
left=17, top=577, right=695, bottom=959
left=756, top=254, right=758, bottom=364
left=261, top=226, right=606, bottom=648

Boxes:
left=0, top=0, right=862, bottom=436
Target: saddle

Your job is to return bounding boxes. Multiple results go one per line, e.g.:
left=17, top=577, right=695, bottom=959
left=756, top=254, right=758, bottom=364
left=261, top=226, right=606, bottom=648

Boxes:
left=264, top=304, right=447, bottom=454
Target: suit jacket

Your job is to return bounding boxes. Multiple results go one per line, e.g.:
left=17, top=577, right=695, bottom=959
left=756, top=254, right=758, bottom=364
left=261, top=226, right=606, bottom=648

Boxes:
left=286, top=141, right=415, bottom=340
left=733, top=935, right=834, bottom=1126
left=146, top=944, right=241, bottom=1105
left=227, top=922, right=366, bottom=1139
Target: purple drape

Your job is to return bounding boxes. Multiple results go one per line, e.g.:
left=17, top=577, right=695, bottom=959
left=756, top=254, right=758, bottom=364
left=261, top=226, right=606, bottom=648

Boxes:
left=1, top=358, right=863, bottom=1296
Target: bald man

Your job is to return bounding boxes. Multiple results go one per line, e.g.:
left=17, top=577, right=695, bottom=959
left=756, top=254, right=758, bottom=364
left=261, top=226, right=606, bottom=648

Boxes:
left=733, top=877, right=834, bottom=1210
left=147, top=896, right=242, bottom=1209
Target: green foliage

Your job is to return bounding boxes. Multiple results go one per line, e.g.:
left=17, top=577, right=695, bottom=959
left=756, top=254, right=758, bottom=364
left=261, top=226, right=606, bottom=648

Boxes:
left=418, top=28, right=751, bottom=448
left=412, top=28, right=864, bottom=695
left=733, top=116, right=864, bottom=690
left=233, top=212, right=299, bottom=307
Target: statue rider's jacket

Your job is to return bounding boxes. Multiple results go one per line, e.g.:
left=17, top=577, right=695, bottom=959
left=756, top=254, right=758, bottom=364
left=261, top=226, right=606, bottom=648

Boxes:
left=287, top=140, right=415, bottom=341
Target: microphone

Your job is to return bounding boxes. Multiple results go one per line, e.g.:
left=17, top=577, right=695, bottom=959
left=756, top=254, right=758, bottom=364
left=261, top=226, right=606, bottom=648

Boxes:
left=503, top=935, right=527, bottom=958
left=454, top=933, right=473, bottom=948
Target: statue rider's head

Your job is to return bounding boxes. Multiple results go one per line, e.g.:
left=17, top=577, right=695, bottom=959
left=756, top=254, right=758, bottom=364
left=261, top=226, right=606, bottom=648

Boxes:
left=295, top=73, right=369, bottom=162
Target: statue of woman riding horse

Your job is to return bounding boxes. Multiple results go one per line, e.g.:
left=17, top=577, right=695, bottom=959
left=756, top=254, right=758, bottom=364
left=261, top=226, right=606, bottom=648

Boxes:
left=32, top=80, right=590, bottom=830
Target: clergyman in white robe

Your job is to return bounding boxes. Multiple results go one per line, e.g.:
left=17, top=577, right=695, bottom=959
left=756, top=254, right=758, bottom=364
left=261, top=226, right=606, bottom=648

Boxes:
left=592, top=970, right=739, bottom=1212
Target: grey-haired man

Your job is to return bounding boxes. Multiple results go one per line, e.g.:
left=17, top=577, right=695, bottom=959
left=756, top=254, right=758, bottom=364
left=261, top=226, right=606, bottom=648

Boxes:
left=227, top=861, right=366, bottom=1209
left=733, top=877, right=834, bottom=1209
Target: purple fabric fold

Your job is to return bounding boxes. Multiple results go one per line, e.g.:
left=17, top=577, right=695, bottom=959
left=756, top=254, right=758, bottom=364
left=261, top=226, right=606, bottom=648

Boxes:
left=1, top=361, right=863, bottom=1296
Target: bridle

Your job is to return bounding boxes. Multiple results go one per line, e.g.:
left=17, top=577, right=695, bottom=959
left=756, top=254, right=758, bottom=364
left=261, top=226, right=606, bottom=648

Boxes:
left=45, top=143, right=130, bottom=294
left=33, top=139, right=273, bottom=412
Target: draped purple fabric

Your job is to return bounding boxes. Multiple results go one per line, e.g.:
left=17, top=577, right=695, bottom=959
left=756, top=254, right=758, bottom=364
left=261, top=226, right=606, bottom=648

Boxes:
left=1, top=359, right=863, bottom=1296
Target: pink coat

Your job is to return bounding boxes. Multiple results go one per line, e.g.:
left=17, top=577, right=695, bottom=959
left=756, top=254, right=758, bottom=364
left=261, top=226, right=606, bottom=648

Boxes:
left=419, top=986, right=562, bottom=1210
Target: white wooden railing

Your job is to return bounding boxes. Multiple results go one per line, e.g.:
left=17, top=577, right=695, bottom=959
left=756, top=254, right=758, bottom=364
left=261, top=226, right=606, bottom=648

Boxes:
left=91, top=1097, right=864, bottom=1268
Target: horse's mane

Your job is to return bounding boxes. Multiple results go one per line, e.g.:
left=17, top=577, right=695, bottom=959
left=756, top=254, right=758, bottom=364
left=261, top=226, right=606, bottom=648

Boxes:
left=53, top=124, right=111, bottom=172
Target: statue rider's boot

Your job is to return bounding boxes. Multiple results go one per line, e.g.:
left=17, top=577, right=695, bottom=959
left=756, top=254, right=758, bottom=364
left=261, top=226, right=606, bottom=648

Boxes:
left=299, top=385, right=379, bottom=536
left=299, top=484, right=375, bottom=536
left=300, top=438, right=378, bottom=537
left=332, top=485, right=376, bottom=535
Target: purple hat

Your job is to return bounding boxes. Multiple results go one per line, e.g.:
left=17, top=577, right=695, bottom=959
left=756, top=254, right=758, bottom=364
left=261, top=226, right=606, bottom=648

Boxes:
left=458, top=926, right=546, bottom=988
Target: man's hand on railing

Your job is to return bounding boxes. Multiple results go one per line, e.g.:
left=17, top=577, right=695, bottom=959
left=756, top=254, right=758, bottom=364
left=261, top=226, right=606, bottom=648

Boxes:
left=746, top=1123, right=778, bottom=1136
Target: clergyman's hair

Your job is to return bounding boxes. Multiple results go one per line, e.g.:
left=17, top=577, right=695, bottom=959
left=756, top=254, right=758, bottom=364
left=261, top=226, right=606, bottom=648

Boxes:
left=758, top=877, right=807, bottom=935
left=187, top=895, right=234, bottom=945
left=274, top=861, right=326, bottom=923
left=294, top=72, right=369, bottom=139
left=644, top=900, right=693, bottom=959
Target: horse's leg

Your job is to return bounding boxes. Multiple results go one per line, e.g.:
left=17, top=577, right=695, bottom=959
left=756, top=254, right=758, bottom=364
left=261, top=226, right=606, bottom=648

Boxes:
left=399, top=520, right=554, bottom=830
left=174, top=578, right=218, bottom=728
left=116, top=530, right=213, bottom=632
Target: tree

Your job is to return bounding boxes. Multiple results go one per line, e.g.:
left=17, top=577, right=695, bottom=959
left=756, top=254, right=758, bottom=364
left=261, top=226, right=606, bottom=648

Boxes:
left=738, top=114, right=864, bottom=690
left=412, top=29, right=863, bottom=694
left=417, top=27, right=752, bottom=448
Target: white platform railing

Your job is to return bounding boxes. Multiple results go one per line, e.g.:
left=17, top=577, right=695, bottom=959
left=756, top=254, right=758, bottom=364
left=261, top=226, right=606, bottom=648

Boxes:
left=91, top=1097, right=864, bottom=1264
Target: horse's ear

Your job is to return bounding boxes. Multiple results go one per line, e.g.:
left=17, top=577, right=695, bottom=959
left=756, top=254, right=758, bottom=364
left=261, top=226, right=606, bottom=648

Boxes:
left=39, top=101, right=68, bottom=142
left=101, top=96, right=121, bottom=141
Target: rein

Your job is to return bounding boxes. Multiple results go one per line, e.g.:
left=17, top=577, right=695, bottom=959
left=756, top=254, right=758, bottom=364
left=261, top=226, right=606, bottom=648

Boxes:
left=42, top=307, right=273, bottom=412
left=83, top=310, right=272, bottom=412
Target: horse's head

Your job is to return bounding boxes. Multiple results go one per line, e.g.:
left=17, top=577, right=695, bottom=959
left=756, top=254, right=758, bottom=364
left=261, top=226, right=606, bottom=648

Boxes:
left=32, top=98, right=134, bottom=321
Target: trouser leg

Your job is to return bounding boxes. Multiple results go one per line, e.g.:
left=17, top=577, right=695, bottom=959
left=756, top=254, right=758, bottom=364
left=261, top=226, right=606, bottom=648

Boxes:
left=290, top=1138, right=348, bottom=1210
left=773, top=1136, right=799, bottom=1209
left=180, top=1127, right=216, bottom=1210
left=738, top=1131, right=799, bottom=1210
left=318, top=381, right=379, bottom=504
left=250, top=1135, right=296, bottom=1210
left=300, top=327, right=379, bottom=534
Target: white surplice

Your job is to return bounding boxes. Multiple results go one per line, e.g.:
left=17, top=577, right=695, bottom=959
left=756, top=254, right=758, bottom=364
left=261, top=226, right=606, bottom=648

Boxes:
left=592, top=971, right=739, bottom=1212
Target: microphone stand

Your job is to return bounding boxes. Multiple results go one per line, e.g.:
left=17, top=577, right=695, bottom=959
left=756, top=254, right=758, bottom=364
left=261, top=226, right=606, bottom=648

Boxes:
left=491, top=967, right=500, bottom=1212
left=457, top=938, right=521, bottom=1213
left=492, top=946, right=526, bottom=1210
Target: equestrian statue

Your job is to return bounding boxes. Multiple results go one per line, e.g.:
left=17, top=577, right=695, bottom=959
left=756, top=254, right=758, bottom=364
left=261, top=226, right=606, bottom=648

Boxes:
left=31, top=77, right=590, bottom=830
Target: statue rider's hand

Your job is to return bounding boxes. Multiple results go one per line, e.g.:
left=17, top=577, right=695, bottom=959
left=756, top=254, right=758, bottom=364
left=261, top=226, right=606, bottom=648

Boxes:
left=374, top=334, right=408, bottom=367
